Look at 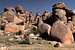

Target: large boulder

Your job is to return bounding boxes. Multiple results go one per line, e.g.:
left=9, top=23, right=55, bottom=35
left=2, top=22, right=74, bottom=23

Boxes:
left=51, top=20, right=73, bottom=47
left=4, top=23, right=19, bottom=33
left=4, top=23, right=25, bottom=33
left=38, top=21, right=51, bottom=35
left=37, top=21, right=51, bottom=40
left=15, top=5, right=25, bottom=14
left=2, top=11, right=14, bottom=22
left=2, top=7, right=16, bottom=22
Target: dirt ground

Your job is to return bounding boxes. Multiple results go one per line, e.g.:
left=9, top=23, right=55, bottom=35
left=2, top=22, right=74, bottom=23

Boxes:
left=0, top=32, right=75, bottom=50
left=0, top=44, right=75, bottom=50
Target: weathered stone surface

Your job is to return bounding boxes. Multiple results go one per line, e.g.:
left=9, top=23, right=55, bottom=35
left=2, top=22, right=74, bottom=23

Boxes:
left=67, top=21, right=73, bottom=32
left=4, top=23, right=19, bottom=33
left=2, top=7, right=16, bottom=22
left=2, top=12, right=14, bottom=22
left=13, top=16, right=23, bottom=24
left=51, top=20, right=73, bottom=47
left=38, top=21, right=51, bottom=35
left=52, top=2, right=65, bottom=9
left=4, top=23, right=25, bottom=33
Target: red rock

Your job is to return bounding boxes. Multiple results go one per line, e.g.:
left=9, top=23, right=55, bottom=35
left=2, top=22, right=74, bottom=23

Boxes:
left=4, top=23, right=19, bottom=33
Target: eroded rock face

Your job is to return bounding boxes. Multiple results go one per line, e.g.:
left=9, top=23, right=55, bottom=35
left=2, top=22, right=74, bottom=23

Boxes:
left=15, top=5, right=25, bottom=14
left=13, top=16, right=23, bottom=24
left=38, top=22, right=51, bottom=35
left=4, top=23, right=19, bottom=33
left=2, top=12, right=14, bottom=23
left=51, top=20, right=73, bottom=47
left=37, top=21, right=51, bottom=40
left=4, top=23, right=25, bottom=33
left=3, top=7, right=16, bottom=22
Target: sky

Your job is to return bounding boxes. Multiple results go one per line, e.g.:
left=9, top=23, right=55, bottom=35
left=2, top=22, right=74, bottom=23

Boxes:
left=0, top=0, right=75, bottom=14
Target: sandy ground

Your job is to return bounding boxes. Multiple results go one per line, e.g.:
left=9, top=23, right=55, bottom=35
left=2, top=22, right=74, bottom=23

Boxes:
left=0, top=44, right=75, bottom=50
